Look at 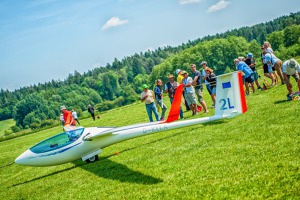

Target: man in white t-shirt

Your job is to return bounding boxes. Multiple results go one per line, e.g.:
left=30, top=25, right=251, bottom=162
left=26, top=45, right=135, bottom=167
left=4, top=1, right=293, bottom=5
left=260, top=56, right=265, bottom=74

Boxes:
left=141, top=84, right=159, bottom=122
left=282, top=58, right=300, bottom=94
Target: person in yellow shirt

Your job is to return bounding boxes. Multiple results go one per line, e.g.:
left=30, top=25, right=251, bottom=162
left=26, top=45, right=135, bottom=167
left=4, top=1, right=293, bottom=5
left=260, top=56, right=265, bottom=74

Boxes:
left=176, top=69, right=190, bottom=111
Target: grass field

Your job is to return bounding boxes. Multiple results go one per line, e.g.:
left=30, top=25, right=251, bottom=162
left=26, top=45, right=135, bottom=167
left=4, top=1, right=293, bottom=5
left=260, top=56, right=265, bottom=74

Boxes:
left=0, top=118, right=15, bottom=137
left=0, top=70, right=299, bottom=199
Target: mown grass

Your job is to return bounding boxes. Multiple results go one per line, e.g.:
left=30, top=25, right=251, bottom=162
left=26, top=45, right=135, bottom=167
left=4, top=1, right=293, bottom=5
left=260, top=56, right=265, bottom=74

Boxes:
left=0, top=118, right=15, bottom=137
left=0, top=68, right=299, bottom=199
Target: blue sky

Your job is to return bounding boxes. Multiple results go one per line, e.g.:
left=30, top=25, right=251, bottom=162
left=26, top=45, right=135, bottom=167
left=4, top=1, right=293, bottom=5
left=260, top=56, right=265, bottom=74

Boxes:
left=0, top=0, right=299, bottom=91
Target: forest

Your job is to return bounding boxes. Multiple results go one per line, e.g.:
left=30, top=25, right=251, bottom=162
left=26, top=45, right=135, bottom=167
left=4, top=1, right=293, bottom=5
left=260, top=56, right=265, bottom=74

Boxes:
left=1, top=12, right=300, bottom=131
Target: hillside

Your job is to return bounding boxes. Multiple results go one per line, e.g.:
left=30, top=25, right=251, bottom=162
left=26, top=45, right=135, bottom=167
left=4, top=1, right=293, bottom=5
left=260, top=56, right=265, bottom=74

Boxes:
left=0, top=68, right=299, bottom=199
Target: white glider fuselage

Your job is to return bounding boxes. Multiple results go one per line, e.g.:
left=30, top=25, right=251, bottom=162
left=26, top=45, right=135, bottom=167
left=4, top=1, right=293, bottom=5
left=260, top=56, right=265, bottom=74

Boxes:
left=15, top=71, right=247, bottom=167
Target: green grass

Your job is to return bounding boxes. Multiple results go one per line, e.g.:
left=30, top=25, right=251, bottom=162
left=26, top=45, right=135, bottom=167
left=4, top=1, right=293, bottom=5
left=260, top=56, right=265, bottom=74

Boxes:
left=0, top=118, right=15, bottom=137
left=0, top=70, right=300, bottom=199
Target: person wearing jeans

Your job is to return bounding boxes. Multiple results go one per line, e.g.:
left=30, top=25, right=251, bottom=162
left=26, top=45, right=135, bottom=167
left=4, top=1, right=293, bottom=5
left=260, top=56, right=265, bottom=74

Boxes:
left=141, top=84, right=159, bottom=122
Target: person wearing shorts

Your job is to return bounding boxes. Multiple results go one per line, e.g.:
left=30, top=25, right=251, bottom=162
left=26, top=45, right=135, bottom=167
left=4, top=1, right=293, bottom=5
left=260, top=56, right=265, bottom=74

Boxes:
left=245, top=53, right=262, bottom=90
left=182, top=71, right=198, bottom=115
left=190, top=64, right=208, bottom=113
left=234, top=59, right=255, bottom=95
left=282, top=58, right=300, bottom=94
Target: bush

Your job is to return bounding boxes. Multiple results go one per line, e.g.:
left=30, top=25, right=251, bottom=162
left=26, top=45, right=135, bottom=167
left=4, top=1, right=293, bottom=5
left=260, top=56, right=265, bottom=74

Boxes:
left=40, top=119, right=56, bottom=128
left=4, top=129, right=13, bottom=136
left=30, top=122, right=40, bottom=130
left=11, top=126, right=21, bottom=133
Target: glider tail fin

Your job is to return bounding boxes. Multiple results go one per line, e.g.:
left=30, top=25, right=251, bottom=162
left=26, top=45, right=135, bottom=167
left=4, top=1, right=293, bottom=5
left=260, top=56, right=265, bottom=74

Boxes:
left=165, top=84, right=184, bottom=123
left=214, top=71, right=247, bottom=118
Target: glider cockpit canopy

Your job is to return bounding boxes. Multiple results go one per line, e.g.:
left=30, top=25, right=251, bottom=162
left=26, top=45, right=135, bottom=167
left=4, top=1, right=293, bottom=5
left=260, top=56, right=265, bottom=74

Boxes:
left=30, top=128, right=85, bottom=153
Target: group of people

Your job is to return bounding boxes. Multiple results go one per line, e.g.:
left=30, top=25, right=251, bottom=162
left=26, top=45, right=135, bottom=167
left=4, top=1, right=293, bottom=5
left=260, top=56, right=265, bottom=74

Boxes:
left=234, top=41, right=300, bottom=96
left=142, top=41, right=300, bottom=122
left=59, top=104, right=97, bottom=130
left=141, top=62, right=217, bottom=122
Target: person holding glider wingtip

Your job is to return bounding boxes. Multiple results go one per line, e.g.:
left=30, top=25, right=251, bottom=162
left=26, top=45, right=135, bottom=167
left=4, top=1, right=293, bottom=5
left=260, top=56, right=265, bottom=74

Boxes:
left=60, top=106, right=76, bottom=130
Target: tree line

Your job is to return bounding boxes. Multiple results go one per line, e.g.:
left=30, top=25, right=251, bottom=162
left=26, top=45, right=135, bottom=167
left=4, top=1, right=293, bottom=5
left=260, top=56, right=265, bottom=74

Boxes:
left=1, top=12, right=300, bottom=131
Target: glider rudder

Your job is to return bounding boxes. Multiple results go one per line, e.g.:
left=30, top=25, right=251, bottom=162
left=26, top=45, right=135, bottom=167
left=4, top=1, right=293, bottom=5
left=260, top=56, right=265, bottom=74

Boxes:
left=165, top=84, right=184, bottom=123
left=214, top=71, right=247, bottom=118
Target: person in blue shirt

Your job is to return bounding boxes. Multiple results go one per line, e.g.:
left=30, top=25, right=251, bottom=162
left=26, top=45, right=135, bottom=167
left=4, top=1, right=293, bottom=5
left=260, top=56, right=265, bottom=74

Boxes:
left=234, top=58, right=255, bottom=95
left=154, top=79, right=167, bottom=120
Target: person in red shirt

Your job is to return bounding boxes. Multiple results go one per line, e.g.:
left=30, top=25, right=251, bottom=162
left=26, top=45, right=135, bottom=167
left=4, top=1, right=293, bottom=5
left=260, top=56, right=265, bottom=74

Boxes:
left=60, top=106, right=76, bottom=128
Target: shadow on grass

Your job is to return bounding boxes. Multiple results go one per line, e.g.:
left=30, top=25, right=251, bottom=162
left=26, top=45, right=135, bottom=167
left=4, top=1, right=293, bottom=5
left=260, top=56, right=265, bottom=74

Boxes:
left=11, top=157, right=162, bottom=187
left=274, top=100, right=288, bottom=104
left=80, top=158, right=162, bottom=184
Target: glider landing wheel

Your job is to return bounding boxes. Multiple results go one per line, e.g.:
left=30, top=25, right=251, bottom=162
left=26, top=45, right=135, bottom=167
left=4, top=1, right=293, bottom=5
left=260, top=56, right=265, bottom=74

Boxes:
left=86, top=155, right=99, bottom=163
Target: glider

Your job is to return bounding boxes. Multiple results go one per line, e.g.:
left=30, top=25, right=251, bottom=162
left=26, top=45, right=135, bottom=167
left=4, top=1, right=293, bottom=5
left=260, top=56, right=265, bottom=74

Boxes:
left=15, top=71, right=247, bottom=166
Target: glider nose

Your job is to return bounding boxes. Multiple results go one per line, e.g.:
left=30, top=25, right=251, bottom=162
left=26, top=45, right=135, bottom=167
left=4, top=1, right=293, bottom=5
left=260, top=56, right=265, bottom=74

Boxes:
left=15, top=150, right=33, bottom=166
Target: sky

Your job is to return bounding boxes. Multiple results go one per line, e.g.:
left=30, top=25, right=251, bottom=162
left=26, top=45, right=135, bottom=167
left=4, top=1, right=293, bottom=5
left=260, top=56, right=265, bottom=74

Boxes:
left=0, top=0, right=299, bottom=91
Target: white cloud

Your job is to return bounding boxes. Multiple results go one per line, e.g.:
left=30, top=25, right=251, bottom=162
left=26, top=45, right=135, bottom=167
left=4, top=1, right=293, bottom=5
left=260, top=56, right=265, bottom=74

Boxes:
left=207, top=0, right=231, bottom=13
left=101, top=17, right=129, bottom=30
left=179, top=0, right=202, bottom=5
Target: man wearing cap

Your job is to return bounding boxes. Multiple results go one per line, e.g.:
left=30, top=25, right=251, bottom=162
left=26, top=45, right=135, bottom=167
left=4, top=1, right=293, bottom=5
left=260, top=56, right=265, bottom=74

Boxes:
left=165, top=74, right=184, bottom=119
left=182, top=71, right=198, bottom=115
left=141, top=84, right=159, bottom=122
left=282, top=58, right=300, bottom=94
left=60, top=106, right=76, bottom=129
left=245, top=53, right=262, bottom=90
left=190, top=64, right=209, bottom=113
left=234, top=58, right=255, bottom=95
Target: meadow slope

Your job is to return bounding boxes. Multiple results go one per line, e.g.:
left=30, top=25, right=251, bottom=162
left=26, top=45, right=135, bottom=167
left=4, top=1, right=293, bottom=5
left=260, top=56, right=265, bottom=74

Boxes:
left=0, top=71, right=299, bottom=199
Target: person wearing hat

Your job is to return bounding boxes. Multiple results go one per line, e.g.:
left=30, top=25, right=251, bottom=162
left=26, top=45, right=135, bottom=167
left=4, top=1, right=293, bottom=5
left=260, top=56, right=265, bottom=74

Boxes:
left=140, top=84, right=159, bottom=122
left=176, top=69, right=184, bottom=84
left=190, top=64, right=209, bottom=113
left=182, top=70, right=198, bottom=115
left=245, top=53, right=262, bottom=90
left=234, top=58, right=255, bottom=95
left=176, top=69, right=190, bottom=111
left=154, top=79, right=167, bottom=120
left=165, top=74, right=184, bottom=119
left=282, top=58, right=300, bottom=94
left=60, top=105, right=76, bottom=129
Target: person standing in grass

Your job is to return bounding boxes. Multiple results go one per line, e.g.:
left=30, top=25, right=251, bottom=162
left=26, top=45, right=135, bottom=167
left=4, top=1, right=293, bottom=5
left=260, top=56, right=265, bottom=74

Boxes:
left=190, top=64, right=209, bottom=113
left=263, top=41, right=284, bottom=85
left=88, top=104, right=95, bottom=121
left=182, top=71, right=198, bottom=115
left=60, top=105, right=76, bottom=129
left=245, top=53, right=262, bottom=90
left=176, top=69, right=190, bottom=111
left=282, top=58, right=300, bottom=94
left=234, top=58, right=255, bottom=95
left=200, top=61, right=214, bottom=107
left=203, top=67, right=217, bottom=108
left=154, top=79, right=167, bottom=120
left=165, top=74, right=184, bottom=119
left=71, top=109, right=80, bottom=125
left=141, top=84, right=159, bottom=122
